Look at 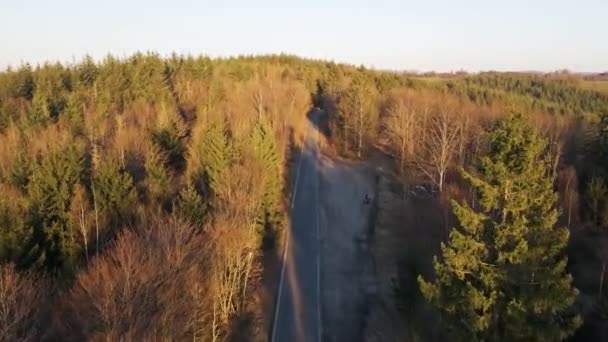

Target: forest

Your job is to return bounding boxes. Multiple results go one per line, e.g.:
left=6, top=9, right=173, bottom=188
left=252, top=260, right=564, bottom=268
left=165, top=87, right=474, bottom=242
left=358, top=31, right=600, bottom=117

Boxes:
left=0, top=52, right=608, bottom=341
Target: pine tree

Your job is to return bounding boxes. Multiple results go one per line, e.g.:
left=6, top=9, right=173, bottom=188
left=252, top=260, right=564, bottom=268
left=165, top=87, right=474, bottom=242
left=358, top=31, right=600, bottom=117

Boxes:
left=251, top=116, right=282, bottom=236
left=419, top=115, right=581, bottom=341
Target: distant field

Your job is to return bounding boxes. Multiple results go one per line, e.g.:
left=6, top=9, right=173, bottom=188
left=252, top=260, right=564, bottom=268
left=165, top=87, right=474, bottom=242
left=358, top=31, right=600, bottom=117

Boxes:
left=582, top=80, right=608, bottom=94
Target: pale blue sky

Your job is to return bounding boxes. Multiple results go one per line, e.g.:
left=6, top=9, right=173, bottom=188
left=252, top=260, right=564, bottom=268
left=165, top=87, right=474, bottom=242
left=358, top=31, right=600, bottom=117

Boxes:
left=1, top=0, right=606, bottom=72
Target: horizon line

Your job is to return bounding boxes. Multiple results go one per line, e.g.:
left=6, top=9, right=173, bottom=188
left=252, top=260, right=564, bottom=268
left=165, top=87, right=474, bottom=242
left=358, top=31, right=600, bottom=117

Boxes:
left=1, top=51, right=606, bottom=76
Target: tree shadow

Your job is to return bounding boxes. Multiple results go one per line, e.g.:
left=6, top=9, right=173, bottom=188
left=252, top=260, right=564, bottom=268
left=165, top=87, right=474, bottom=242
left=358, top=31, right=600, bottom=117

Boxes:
left=262, top=126, right=301, bottom=341
left=307, top=109, right=331, bottom=140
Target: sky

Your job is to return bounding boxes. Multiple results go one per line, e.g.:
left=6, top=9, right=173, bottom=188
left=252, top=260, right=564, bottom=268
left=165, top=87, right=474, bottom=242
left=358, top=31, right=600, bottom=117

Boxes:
left=1, top=0, right=607, bottom=72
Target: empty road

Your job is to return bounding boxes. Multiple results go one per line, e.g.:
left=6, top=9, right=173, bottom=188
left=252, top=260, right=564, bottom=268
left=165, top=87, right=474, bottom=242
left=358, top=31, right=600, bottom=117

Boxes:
left=272, top=110, right=375, bottom=342
left=271, top=110, right=322, bottom=342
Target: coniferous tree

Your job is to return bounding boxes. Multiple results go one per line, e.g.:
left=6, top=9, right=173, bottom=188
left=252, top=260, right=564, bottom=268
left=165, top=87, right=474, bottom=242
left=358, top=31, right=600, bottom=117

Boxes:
left=585, top=176, right=608, bottom=228
left=64, top=92, right=85, bottom=136
left=144, top=147, right=172, bottom=207
left=29, top=89, right=51, bottom=125
left=196, top=119, right=232, bottom=194
left=11, top=64, right=35, bottom=99
left=9, top=153, right=32, bottom=191
left=419, top=115, right=581, bottom=341
left=93, top=158, right=138, bottom=229
left=151, top=118, right=187, bottom=169
left=75, top=55, right=99, bottom=89
left=251, top=116, right=282, bottom=236
left=176, top=183, right=206, bottom=227
left=24, top=144, right=85, bottom=272
left=585, top=113, right=608, bottom=173
left=0, top=197, right=29, bottom=263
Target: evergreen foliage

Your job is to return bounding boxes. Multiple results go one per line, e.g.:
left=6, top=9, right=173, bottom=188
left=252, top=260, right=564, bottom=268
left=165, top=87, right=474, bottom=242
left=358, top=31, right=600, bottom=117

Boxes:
left=9, top=152, right=33, bottom=191
left=0, top=197, right=29, bottom=263
left=176, top=183, right=206, bottom=227
left=419, top=115, right=581, bottom=341
left=195, top=119, right=232, bottom=194
left=75, top=55, right=99, bottom=89
left=251, top=116, right=282, bottom=235
left=144, top=147, right=172, bottom=207
left=151, top=119, right=186, bottom=169
left=23, top=144, right=85, bottom=273
left=64, top=92, right=85, bottom=136
left=585, top=176, right=608, bottom=228
left=0, top=52, right=604, bottom=339
left=29, top=89, right=51, bottom=125
left=93, top=158, right=138, bottom=229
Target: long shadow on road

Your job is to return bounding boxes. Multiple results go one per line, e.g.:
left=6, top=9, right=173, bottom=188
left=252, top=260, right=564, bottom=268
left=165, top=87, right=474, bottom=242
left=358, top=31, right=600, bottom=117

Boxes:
left=271, top=109, right=378, bottom=342
left=271, top=110, right=323, bottom=342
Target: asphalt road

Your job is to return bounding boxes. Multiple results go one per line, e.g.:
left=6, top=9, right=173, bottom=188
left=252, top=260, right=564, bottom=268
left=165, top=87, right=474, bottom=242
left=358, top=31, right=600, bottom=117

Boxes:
left=271, top=111, right=322, bottom=342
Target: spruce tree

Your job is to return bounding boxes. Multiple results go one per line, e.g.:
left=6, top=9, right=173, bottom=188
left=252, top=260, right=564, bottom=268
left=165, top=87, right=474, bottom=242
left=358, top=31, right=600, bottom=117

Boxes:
left=144, top=147, right=171, bottom=207
left=197, top=119, right=232, bottom=194
left=64, top=92, right=85, bottom=136
left=419, top=115, right=581, bottom=341
left=76, top=55, right=99, bottom=89
left=29, top=89, right=51, bottom=125
left=176, top=183, right=206, bottom=227
left=151, top=110, right=187, bottom=170
left=24, top=144, right=84, bottom=272
left=251, top=116, right=282, bottom=236
left=93, top=158, right=138, bottom=229
left=0, top=196, right=30, bottom=263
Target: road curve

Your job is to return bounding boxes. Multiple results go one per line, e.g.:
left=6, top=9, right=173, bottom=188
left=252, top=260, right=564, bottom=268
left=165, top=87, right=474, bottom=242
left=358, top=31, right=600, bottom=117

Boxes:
left=271, top=110, right=322, bottom=342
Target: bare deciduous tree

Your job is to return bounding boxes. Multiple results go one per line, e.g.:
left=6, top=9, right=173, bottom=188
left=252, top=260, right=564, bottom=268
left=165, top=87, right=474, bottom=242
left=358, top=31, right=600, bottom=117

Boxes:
left=0, top=264, right=47, bottom=342
left=61, top=214, right=209, bottom=341
left=385, top=95, right=417, bottom=173
left=416, top=106, right=461, bottom=192
left=209, top=158, right=264, bottom=341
